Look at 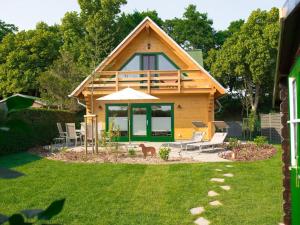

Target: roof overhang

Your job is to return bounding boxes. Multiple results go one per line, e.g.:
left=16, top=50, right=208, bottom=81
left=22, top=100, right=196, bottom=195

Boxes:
left=273, top=2, right=300, bottom=106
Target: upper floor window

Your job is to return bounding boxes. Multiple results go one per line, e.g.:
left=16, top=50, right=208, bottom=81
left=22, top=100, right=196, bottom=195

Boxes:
left=120, top=53, right=179, bottom=71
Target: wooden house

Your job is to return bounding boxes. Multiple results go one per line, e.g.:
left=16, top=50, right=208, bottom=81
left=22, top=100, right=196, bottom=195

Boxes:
left=273, top=1, right=300, bottom=224
left=70, top=17, right=226, bottom=142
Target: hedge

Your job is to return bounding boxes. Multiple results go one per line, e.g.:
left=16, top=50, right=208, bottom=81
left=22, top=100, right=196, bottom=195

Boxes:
left=0, top=108, right=76, bottom=156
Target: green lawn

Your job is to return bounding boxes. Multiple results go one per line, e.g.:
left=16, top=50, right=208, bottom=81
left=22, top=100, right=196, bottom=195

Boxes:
left=0, top=148, right=283, bottom=225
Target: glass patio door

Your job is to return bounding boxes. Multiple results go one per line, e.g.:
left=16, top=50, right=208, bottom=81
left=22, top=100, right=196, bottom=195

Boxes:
left=131, top=105, right=149, bottom=141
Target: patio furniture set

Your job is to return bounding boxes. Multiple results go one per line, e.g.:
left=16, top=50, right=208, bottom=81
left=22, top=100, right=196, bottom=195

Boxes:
left=53, top=122, right=104, bottom=148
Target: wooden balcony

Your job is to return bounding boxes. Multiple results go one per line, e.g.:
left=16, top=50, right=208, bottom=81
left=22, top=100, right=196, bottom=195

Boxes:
left=84, top=70, right=214, bottom=95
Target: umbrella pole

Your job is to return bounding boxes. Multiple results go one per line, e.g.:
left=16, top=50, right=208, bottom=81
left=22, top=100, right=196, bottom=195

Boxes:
left=128, top=102, right=131, bottom=145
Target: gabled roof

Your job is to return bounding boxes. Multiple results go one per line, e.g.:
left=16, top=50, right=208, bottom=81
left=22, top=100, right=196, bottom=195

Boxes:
left=69, top=17, right=227, bottom=97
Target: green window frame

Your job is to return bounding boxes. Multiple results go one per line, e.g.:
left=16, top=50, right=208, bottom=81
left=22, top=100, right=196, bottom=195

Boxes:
left=105, top=103, right=174, bottom=142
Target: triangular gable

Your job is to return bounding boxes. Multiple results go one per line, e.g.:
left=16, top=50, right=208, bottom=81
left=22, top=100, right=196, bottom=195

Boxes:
left=69, top=17, right=227, bottom=97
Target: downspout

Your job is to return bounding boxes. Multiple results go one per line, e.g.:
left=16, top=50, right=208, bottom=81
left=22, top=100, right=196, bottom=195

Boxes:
left=215, top=99, right=222, bottom=113
left=69, top=96, right=87, bottom=108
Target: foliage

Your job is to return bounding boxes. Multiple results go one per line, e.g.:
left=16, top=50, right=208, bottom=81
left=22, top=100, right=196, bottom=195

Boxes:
left=116, top=10, right=163, bottom=43
left=38, top=52, right=87, bottom=110
left=158, top=147, right=171, bottom=161
left=60, top=11, right=85, bottom=62
left=163, top=5, right=215, bottom=56
left=127, top=147, right=137, bottom=156
left=0, top=199, right=65, bottom=225
left=78, top=0, right=127, bottom=68
left=228, top=138, right=239, bottom=150
left=206, top=8, right=280, bottom=114
left=0, top=23, right=62, bottom=97
left=213, top=19, right=244, bottom=49
left=0, top=20, right=18, bottom=42
left=0, top=108, right=75, bottom=155
left=254, top=136, right=268, bottom=147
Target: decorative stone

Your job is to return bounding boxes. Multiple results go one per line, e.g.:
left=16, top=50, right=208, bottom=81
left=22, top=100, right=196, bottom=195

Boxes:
left=208, top=191, right=219, bottom=197
left=215, top=169, right=223, bottom=171
left=220, top=185, right=231, bottom=191
left=194, top=217, right=210, bottom=225
left=209, top=200, right=222, bottom=206
left=210, top=178, right=225, bottom=183
left=226, top=165, right=233, bottom=168
left=223, top=173, right=234, bottom=177
left=190, top=207, right=205, bottom=215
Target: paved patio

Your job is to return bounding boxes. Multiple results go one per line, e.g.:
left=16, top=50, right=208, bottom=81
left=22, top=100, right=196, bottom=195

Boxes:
left=63, top=142, right=229, bottom=163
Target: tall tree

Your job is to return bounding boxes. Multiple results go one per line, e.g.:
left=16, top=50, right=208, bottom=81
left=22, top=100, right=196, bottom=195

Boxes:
left=38, top=52, right=86, bottom=110
left=163, top=5, right=215, bottom=55
left=60, top=11, right=85, bottom=62
left=78, top=0, right=127, bottom=68
left=0, top=20, right=18, bottom=42
left=116, top=10, right=163, bottom=43
left=0, top=22, right=62, bottom=97
left=207, top=8, right=280, bottom=114
left=213, top=19, right=244, bottom=49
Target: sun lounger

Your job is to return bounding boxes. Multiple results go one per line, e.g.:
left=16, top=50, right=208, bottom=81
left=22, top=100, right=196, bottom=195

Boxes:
left=167, top=131, right=205, bottom=150
left=187, top=132, right=227, bottom=151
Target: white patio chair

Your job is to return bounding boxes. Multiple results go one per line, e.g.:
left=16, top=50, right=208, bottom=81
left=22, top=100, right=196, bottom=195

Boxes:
left=54, top=122, right=67, bottom=147
left=187, top=132, right=227, bottom=152
left=167, top=131, right=205, bottom=150
left=65, top=123, right=81, bottom=146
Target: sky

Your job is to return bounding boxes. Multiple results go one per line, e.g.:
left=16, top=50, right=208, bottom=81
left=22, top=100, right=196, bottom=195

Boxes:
left=0, top=0, right=285, bottom=31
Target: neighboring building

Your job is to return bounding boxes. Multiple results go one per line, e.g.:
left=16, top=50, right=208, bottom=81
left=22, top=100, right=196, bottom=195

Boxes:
left=273, top=1, right=300, bottom=224
left=70, top=17, right=226, bottom=142
left=0, top=94, right=46, bottom=113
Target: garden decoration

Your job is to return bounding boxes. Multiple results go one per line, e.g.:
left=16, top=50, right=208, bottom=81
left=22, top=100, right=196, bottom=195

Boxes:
left=139, top=144, right=156, bottom=158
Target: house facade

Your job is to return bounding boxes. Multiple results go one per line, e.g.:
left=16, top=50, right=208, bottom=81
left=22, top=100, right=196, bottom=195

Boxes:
left=70, top=17, right=226, bottom=142
left=273, top=1, right=300, bottom=224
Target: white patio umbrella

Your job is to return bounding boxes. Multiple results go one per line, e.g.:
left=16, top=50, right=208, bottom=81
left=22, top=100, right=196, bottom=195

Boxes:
left=97, top=88, right=159, bottom=143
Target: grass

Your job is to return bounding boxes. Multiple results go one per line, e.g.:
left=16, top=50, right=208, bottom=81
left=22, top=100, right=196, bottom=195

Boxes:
left=0, top=148, right=283, bottom=225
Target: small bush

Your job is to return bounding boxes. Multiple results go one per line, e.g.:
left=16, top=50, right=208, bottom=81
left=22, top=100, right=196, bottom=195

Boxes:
left=253, top=136, right=268, bottom=147
left=159, top=147, right=171, bottom=161
left=228, top=138, right=239, bottom=149
left=128, top=147, right=137, bottom=156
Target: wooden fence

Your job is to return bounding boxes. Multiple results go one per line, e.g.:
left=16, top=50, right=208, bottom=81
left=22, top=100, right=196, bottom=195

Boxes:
left=260, top=113, right=282, bottom=144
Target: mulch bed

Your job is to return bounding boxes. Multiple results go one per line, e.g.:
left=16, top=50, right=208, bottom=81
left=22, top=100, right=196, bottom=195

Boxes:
left=219, top=144, right=277, bottom=161
left=28, top=147, right=197, bottom=164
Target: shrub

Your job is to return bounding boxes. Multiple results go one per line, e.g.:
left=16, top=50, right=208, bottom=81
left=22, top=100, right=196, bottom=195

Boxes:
left=253, top=136, right=268, bottom=147
left=228, top=138, right=239, bottom=149
left=159, top=147, right=171, bottom=161
left=0, top=108, right=76, bottom=156
left=128, top=147, right=137, bottom=156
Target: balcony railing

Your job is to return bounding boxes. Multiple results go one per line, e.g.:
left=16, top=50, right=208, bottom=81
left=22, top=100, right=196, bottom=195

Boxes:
left=87, top=70, right=212, bottom=94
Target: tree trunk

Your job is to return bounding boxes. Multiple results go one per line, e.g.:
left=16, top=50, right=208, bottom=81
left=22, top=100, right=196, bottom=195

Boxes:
left=251, top=83, right=260, bottom=113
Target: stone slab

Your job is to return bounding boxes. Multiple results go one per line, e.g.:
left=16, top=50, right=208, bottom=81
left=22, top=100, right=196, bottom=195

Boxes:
left=190, top=207, right=205, bottom=215
left=220, top=185, right=231, bottom=191
left=208, top=191, right=219, bottom=197
left=210, top=178, right=225, bottom=183
left=209, top=200, right=222, bottom=206
left=194, top=217, right=210, bottom=225
left=223, top=173, right=234, bottom=177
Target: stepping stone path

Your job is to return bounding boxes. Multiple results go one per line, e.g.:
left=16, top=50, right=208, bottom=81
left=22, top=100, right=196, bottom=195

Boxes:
left=190, top=207, right=205, bottom=215
left=220, top=185, right=231, bottom=191
left=194, top=217, right=210, bottom=225
left=215, top=169, right=223, bottom=171
left=223, top=173, right=234, bottom=177
left=209, top=200, right=222, bottom=206
left=208, top=191, right=219, bottom=197
left=226, top=165, right=233, bottom=168
left=210, top=178, right=225, bottom=183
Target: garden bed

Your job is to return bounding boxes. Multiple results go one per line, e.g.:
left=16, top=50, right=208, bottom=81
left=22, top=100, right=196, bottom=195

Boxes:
left=29, top=147, right=197, bottom=164
left=219, top=143, right=277, bottom=161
